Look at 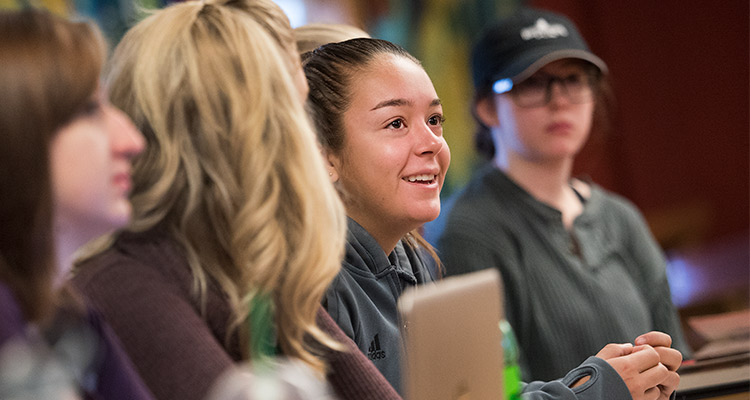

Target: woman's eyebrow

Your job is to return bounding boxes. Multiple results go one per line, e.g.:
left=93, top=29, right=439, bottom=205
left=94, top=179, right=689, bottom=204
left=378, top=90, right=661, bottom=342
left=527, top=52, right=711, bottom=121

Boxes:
left=371, top=98, right=411, bottom=111
left=370, top=98, right=442, bottom=111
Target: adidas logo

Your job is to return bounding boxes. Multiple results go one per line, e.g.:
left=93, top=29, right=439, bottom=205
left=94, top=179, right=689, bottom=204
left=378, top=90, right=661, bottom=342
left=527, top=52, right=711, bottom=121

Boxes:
left=520, top=18, right=569, bottom=41
left=367, top=334, right=387, bottom=360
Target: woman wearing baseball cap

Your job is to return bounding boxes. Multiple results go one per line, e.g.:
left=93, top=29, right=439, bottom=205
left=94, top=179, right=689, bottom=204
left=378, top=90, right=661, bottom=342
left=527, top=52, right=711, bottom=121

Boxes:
left=436, top=6, right=690, bottom=395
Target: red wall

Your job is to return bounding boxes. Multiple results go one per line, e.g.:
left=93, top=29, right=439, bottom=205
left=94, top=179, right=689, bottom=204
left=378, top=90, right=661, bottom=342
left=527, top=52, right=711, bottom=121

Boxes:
left=532, top=0, right=749, bottom=250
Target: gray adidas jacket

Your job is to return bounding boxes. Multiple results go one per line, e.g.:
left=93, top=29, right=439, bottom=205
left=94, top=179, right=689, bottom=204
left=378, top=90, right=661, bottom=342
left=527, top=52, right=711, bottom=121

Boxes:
left=323, top=218, right=435, bottom=395
left=322, top=218, right=642, bottom=400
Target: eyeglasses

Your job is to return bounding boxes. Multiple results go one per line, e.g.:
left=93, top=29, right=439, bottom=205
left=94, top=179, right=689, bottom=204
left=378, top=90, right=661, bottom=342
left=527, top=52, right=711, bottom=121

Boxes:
left=492, top=72, right=596, bottom=108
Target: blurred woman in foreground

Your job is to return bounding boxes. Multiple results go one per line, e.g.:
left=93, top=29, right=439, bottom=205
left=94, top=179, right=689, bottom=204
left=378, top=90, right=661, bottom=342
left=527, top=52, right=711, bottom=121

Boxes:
left=0, top=8, right=151, bottom=399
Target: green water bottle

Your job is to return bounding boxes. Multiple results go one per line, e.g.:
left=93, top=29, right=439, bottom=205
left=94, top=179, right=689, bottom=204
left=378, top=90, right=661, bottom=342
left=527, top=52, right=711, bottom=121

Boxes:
left=500, top=319, right=522, bottom=400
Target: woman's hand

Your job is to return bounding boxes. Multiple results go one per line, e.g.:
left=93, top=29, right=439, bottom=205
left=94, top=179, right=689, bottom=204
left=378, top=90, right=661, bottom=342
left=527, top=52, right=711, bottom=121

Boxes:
left=635, top=331, right=682, bottom=400
left=595, top=340, right=670, bottom=400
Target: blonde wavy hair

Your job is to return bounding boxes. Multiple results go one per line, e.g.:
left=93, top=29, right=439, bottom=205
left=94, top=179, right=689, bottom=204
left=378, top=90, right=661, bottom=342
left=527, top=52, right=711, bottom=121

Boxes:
left=101, top=0, right=346, bottom=373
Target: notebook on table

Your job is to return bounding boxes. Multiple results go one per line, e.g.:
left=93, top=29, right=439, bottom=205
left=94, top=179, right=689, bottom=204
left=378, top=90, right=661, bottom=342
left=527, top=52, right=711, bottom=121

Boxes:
left=398, top=268, right=505, bottom=400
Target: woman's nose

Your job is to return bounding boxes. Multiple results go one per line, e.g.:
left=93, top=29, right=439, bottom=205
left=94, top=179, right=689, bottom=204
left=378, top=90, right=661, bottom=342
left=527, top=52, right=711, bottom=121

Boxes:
left=107, top=105, right=145, bottom=158
left=415, top=122, right=444, bottom=155
left=547, top=82, right=573, bottom=107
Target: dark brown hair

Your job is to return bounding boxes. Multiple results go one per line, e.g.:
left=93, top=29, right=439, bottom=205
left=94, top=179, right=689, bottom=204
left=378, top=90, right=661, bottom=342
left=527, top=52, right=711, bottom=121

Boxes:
left=303, top=38, right=443, bottom=275
left=0, top=9, right=105, bottom=322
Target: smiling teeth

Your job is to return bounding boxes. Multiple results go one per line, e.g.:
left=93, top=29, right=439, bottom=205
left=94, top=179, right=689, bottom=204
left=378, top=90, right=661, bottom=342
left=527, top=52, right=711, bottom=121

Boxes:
left=406, top=174, right=436, bottom=182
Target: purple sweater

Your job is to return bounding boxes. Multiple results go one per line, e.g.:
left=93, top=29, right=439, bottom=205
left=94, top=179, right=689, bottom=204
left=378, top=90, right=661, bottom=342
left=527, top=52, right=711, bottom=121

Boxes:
left=0, top=283, right=25, bottom=345
left=73, top=228, right=401, bottom=400
left=0, top=282, right=154, bottom=400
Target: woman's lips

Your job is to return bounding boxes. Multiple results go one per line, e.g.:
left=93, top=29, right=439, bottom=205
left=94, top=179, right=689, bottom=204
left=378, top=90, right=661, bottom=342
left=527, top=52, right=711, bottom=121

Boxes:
left=113, top=172, right=132, bottom=193
left=547, top=121, right=573, bottom=134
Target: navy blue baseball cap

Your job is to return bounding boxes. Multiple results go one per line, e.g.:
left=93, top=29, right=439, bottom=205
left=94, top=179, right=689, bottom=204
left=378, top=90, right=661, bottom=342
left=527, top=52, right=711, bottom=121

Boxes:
left=471, top=7, right=608, bottom=93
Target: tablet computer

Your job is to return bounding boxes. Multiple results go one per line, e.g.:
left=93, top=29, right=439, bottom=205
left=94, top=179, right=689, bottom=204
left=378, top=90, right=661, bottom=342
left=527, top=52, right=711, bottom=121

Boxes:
left=398, top=268, right=505, bottom=400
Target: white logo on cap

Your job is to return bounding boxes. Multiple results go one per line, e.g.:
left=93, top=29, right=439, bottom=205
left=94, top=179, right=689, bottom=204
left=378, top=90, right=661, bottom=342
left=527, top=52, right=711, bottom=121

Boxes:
left=520, top=18, right=569, bottom=40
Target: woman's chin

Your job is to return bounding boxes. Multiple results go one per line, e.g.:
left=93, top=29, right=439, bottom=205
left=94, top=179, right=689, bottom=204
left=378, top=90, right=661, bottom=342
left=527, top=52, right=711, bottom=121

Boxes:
left=409, top=209, right=441, bottom=228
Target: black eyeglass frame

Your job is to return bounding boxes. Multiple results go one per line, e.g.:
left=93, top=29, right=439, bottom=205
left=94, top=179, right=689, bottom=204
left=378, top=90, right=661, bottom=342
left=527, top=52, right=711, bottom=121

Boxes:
left=492, top=67, right=601, bottom=108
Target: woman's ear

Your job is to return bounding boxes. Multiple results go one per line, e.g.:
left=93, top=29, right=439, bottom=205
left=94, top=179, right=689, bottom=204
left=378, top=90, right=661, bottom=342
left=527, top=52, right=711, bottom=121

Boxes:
left=323, top=150, right=340, bottom=182
left=474, top=96, right=500, bottom=128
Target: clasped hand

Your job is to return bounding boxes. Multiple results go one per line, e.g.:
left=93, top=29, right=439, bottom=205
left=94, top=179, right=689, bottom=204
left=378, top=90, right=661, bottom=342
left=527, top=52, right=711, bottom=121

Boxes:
left=596, top=331, right=682, bottom=400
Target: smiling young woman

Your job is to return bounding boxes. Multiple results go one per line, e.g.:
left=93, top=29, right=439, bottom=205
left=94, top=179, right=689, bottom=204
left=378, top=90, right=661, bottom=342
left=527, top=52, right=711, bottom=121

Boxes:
left=330, top=53, right=449, bottom=253
left=303, top=38, right=449, bottom=394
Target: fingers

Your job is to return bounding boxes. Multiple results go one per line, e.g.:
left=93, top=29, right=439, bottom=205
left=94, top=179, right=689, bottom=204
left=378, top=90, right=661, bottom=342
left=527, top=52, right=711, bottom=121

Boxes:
left=657, top=371, right=680, bottom=400
left=630, top=337, right=681, bottom=400
left=654, top=346, right=682, bottom=372
left=640, top=361, right=669, bottom=385
left=642, top=386, right=661, bottom=400
left=628, top=345, right=662, bottom=373
left=635, top=331, right=672, bottom=348
left=624, top=352, right=673, bottom=400
left=606, top=345, right=666, bottom=400
left=634, top=331, right=682, bottom=372
left=602, top=334, right=682, bottom=400
left=596, top=342, right=634, bottom=360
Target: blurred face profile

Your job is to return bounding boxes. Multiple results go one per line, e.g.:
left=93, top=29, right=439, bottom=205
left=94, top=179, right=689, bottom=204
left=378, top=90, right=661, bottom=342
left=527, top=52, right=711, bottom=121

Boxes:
left=331, top=54, right=450, bottom=241
left=50, top=87, right=145, bottom=243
